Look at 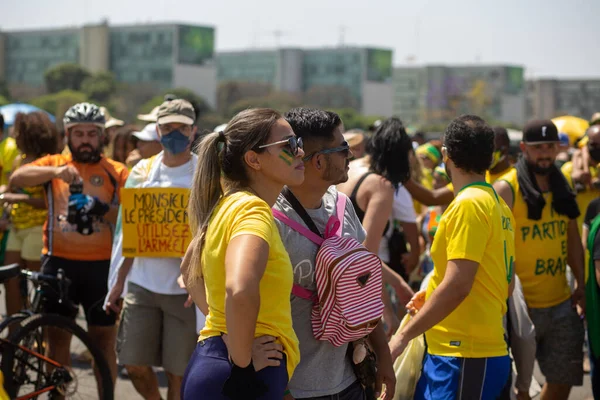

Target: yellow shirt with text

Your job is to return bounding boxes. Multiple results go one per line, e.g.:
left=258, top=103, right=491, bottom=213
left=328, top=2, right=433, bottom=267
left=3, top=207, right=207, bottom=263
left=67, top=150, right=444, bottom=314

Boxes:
left=499, top=169, right=571, bottom=308
left=426, top=183, right=513, bottom=358
left=199, top=191, right=300, bottom=379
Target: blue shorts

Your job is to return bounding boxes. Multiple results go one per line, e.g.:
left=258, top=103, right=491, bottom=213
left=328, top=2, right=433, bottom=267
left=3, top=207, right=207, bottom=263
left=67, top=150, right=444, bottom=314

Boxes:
left=181, top=336, right=288, bottom=400
left=414, top=353, right=510, bottom=400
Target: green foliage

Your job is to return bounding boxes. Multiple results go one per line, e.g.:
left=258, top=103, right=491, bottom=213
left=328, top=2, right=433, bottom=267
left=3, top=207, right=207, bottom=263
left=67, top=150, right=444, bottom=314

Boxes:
left=328, top=108, right=383, bottom=130
left=0, top=95, right=10, bottom=107
left=0, top=80, right=11, bottom=100
left=228, top=92, right=301, bottom=116
left=44, top=63, right=91, bottom=94
left=217, top=81, right=273, bottom=115
left=138, top=88, right=212, bottom=123
left=81, top=72, right=117, bottom=103
left=29, top=90, right=88, bottom=123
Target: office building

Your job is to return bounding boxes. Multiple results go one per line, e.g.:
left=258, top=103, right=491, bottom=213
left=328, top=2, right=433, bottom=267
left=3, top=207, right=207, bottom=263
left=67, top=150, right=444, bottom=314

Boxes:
left=393, top=65, right=526, bottom=126
left=0, top=22, right=217, bottom=107
left=217, top=47, right=394, bottom=116
left=527, top=79, right=600, bottom=121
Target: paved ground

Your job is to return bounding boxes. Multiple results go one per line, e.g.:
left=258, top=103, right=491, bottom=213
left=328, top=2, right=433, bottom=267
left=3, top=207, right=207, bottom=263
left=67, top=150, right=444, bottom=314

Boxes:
left=0, top=295, right=593, bottom=399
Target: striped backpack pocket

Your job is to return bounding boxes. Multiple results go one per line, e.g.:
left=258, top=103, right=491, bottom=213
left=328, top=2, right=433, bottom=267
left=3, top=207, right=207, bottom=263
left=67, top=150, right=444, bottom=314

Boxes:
left=273, top=191, right=383, bottom=346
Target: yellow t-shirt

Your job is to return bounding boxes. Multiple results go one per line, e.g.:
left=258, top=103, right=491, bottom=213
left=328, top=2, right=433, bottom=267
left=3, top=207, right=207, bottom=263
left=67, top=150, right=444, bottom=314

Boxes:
left=561, top=161, right=598, bottom=234
left=426, top=182, right=513, bottom=358
left=499, top=169, right=571, bottom=308
left=199, top=191, right=300, bottom=379
left=444, top=167, right=515, bottom=194
left=0, top=137, right=18, bottom=187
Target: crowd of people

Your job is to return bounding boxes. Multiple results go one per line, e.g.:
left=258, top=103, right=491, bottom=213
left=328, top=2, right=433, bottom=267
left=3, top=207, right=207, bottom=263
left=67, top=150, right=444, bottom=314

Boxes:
left=0, top=97, right=599, bottom=400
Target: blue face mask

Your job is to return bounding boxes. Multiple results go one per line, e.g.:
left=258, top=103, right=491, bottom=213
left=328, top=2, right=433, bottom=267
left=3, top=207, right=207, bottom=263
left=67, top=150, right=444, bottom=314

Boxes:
left=161, top=130, right=190, bottom=154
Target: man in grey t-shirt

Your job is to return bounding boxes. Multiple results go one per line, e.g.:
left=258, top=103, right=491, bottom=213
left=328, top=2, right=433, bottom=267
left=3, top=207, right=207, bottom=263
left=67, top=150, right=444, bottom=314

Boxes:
left=274, top=108, right=396, bottom=400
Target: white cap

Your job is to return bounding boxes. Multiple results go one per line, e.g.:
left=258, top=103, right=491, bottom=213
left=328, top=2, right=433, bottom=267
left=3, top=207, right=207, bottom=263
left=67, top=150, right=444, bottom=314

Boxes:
left=132, top=123, right=160, bottom=142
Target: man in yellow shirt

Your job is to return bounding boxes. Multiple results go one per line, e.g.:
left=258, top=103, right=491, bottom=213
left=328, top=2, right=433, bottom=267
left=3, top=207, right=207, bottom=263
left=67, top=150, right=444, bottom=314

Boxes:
left=390, top=115, right=514, bottom=400
left=494, top=120, right=585, bottom=400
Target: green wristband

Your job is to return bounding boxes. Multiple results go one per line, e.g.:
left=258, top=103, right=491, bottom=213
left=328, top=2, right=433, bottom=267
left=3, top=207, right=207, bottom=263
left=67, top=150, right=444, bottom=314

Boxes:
left=284, top=389, right=291, bottom=396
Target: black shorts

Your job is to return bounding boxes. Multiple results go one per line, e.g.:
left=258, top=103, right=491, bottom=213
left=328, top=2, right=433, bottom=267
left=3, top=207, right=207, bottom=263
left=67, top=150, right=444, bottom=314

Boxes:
left=41, top=256, right=117, bottom=327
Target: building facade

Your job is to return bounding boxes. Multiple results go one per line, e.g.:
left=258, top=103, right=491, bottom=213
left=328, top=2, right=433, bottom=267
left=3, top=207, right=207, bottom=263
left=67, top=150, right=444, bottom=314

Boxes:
left=216, top=46, right=394, bottom=116
left=0, top=22, right=217, bottom=107
left=393, top=65, right=526, bottom=126
left=527, top=79, right=600, bottom=121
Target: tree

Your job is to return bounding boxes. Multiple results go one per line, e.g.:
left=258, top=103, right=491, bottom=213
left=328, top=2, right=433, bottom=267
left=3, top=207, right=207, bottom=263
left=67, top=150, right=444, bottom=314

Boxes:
left=0, top=80, right=10, bottom=100
left=328, top=108, right=383, bottom=130
left=0, top=96, right=9, bottom=107
left=138, top=88, right=212, bottom=123
left=217, top=81, right=273, bottom=115
left=44, top=63, right=91, bottom=94
left=227, top=92, right=301, bottom=116
left=81, top=72, right=117, bottom=103
left=30, top=90, right=88, bottom=124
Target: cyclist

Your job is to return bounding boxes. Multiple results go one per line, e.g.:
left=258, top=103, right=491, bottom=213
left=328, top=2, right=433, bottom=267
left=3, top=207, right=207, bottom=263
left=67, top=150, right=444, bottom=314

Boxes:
left=9, top=102, right=129, bottom=384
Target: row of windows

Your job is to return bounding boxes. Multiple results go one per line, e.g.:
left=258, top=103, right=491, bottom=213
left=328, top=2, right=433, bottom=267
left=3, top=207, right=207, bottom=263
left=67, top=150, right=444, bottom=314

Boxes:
left=113, top=68, right=172, bottom=84
left=6, top=34, right=78, bottom=49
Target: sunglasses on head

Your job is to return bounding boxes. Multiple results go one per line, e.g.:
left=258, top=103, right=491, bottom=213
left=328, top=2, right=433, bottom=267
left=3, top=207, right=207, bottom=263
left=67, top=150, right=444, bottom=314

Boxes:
left=303, top=141, right=350, bottom=161
left=257, top=136, right=304, bottom=156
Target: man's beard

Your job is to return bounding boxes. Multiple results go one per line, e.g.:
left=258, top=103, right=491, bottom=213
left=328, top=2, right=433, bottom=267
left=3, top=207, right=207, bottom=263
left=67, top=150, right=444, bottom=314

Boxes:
left=69, top=143, right=101, bottom=164
left=527, top=159, right=553, bottom=176
left=324, top=159, right=349, bottom=185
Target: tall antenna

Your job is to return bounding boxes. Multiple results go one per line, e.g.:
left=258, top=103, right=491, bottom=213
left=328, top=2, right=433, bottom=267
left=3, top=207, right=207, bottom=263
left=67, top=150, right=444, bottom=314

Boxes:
left=339, top=25, right=347, bottom=47
left=262, top=30, right=290, bottom=48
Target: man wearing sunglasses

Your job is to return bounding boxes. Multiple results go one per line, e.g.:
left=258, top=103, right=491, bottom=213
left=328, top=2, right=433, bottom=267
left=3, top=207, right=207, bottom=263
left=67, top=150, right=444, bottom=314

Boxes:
left=273, top=108, right=398, bottom=400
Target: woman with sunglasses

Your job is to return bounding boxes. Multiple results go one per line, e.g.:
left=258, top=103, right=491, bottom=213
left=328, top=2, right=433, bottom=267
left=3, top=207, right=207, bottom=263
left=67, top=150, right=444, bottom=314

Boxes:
left=337, top=117, right=414, bottom=334
left=181, top=108, right=305, bottom=400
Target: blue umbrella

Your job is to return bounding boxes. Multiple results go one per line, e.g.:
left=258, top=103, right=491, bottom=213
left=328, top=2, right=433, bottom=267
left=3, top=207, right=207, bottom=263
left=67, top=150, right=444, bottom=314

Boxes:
left=0, top=103, right=56, bottom=128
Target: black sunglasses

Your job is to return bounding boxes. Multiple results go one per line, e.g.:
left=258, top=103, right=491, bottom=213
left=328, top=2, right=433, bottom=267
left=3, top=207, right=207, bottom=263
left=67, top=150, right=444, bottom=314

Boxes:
left=257, top=136, right=304, bottom=156
left=303, top=141, right=350, bottom=161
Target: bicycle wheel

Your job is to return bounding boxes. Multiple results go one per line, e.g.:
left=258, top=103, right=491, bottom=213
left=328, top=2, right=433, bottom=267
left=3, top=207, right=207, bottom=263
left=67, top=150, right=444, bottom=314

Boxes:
left=1, top=313, right=114, bottom=400
left=0, top=312, right=31, bottom=338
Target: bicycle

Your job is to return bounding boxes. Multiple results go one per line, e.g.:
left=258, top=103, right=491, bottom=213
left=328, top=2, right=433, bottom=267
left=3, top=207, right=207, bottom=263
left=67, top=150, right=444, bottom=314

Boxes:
left=0, top=263, right=113, bottom=399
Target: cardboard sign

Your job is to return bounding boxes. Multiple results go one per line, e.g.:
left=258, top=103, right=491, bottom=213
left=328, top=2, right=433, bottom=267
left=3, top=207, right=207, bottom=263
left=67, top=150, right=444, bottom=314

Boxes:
left=121, top=187, right=191, bottom=258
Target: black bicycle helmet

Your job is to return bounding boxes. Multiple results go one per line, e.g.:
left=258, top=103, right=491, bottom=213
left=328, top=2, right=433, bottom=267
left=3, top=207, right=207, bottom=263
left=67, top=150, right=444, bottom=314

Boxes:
left=63, top=102, right=106, bottom=130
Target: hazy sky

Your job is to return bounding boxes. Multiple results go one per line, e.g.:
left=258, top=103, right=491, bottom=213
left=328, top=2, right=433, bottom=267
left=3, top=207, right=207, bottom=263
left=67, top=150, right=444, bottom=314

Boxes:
left=2, top=0, right=598, bottom=78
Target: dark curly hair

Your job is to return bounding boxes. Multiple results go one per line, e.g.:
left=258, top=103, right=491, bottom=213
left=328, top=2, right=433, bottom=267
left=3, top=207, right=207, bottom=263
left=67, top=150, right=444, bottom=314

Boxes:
left=14, top=112, right=59, bottom=158
left=284, top=108, right=341, bottom=145
left=444, top=115, right=494, bottom=174
left=366, top=117, right=412, bottom=188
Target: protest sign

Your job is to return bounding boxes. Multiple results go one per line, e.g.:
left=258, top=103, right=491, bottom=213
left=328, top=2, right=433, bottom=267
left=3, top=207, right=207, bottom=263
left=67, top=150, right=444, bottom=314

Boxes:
left=121, top=187, right=191, bottom=257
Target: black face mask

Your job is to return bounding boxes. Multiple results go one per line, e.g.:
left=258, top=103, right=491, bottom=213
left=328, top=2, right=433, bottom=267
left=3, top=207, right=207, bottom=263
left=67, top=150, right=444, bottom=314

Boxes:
left=589, top=146, right=600, bottom=163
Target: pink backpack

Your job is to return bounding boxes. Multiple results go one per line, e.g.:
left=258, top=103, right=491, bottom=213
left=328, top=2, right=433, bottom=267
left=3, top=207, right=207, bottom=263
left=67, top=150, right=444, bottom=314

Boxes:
left=273, top=189, right=384, bottom=347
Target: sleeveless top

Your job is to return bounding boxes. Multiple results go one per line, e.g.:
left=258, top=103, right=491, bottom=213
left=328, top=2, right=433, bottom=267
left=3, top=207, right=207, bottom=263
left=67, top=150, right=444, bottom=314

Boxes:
left=349, top=172, right=390, bottom=236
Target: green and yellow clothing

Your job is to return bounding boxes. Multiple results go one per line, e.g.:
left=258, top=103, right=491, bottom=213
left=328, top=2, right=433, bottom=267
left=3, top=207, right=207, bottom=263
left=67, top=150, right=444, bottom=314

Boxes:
left=499, top=169, right=571, bottom=308
left=426, top=183, right=514, bottom=357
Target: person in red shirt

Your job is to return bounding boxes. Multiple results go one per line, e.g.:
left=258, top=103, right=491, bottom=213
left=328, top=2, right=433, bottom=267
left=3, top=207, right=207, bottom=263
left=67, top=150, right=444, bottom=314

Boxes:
left=10, top=102, right=129, bottom=386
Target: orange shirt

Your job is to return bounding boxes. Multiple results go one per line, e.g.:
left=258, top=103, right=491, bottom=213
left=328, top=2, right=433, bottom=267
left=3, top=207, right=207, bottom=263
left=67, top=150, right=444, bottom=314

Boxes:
left=30, top=154, right=129, bottom=261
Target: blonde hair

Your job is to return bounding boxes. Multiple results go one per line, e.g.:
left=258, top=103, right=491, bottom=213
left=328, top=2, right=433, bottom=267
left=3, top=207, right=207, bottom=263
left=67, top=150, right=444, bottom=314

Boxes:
left=187, top=108, right=282, bottom=283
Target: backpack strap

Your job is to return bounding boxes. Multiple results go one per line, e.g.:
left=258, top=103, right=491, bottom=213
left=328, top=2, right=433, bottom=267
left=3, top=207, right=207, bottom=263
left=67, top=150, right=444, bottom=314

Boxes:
left=292, top=284, right=318, bottom=303
left=282, top=187, right=322, bottom=237
left=272, top=209, right=323, bottom=245
left=334, top=192, right=347, bottom=236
